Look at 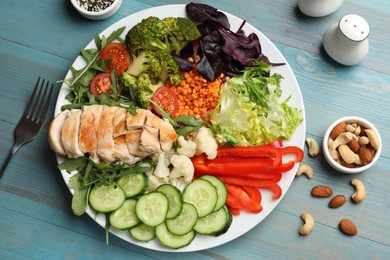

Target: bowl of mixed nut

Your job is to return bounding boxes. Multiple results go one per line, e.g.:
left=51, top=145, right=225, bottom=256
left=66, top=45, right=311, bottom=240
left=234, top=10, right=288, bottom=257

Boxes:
left=322, top=116, right=382, bottom=174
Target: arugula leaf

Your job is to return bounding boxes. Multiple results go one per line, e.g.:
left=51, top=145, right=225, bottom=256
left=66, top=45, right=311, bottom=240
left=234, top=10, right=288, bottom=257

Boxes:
left=150, top=100, right=209, bottom=136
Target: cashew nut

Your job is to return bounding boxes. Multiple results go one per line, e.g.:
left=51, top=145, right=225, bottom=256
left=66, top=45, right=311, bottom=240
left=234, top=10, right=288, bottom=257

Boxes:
left=338, top=144, right=359, bottom=164
left=358, top=136, right=370, bottom=146
left=331, top=132, right=356, bottom=150
left=296, top=164, right=313, bottom=179
left=346, top=124, right=356, bottom=133
left=299, top=212, right=314, bottom=235
left=351, top=178, right=366, bottom=203
left=306, top=137, right=319, bottom=157
left=328, top=138, right=340, bottom=160
left=365, top=129, right=380, bottom=150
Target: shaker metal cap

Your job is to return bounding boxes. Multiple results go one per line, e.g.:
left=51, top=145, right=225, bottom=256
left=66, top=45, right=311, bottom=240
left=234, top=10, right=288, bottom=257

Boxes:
left=338, top=14, right=370, bottom=42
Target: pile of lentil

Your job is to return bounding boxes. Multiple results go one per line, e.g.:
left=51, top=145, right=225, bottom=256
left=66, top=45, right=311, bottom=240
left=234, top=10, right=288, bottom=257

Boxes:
left=76, top=0, right=115, bottom=12
left=166, top=57, right=226, bottom=122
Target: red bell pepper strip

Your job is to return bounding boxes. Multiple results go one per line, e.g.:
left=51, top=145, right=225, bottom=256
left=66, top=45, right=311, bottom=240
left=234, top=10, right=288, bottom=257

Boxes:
left=203, top=160, right=295, bottom=176
left=205, top=156, right=276, bottom=166
left=280, top=146, right=304, bottom=162
left=227, top=205, right=241, bottom=216
left=264, top=140, right=284, bottom=148
left=219, top=175, right=282, bottom=187
left=225, top=184, right=262, bottom=213
left=217, top=146, right=282, bottom=167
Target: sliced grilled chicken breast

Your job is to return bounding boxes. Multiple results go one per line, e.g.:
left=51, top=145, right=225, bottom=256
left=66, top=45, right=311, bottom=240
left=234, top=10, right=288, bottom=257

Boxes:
left=113, top=135, right=138, bottom=165
left=126, top=109, right=146, bottom=130
left=79, top=105, right=103, bottom=163
left=96, top=106, right=117, bottom=163
left=140, top=125, right=161, bottom=154
left=48, top=110, right=70, bottom=156
left=159, top=120, right=177, bottom=152
left=49, top=105, right=178, bottom=165
left=113, top=107, right=127, bottom=137
left=61, top=109, right=84, bottom=158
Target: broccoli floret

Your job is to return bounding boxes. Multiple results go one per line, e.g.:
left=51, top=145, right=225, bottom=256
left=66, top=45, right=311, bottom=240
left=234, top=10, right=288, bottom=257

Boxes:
left=162, top=17, right=201, bottom=54
left=126, top=49, right=183, bottom=85
left=120, top=72, right=164, bottom=109
left=126, top=16, right=170, bottom=55
left=125, top=16, right=201, bottom=55
left=126, top=50, right=161, bottom=78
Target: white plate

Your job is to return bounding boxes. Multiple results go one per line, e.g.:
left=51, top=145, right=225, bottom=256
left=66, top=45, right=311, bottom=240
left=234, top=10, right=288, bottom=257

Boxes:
left=55, top=4, right=306, bottom=252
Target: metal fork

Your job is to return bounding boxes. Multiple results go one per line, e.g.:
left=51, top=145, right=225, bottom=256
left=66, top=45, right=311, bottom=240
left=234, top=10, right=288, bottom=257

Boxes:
left=0, top=77, right=54, bottom=179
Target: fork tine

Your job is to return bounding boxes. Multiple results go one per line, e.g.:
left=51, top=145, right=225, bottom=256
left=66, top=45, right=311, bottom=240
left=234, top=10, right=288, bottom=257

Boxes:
left=38, top=81, right=54, bottom=123
left=23, top=77, right=42, bottom=118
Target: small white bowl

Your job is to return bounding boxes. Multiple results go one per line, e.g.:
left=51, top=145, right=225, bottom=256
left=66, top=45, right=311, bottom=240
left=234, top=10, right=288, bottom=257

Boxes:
left=322, top=116, right=382, bottom=174
left=70, top=0, right=122, bottom=20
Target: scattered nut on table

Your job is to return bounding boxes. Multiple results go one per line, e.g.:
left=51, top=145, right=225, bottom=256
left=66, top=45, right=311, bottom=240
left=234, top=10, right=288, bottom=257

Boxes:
left=351, top=178, right=366, bottom=203
left=339, top=219, right=358, bottom=236
left=306, top=137, right=319, bottom=157
left=299, top=212, right=314, bottom=235
left=296, top=164, right=313, bottom=179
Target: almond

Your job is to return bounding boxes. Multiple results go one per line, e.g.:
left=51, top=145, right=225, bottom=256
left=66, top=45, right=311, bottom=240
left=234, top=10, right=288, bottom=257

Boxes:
left=347, top=139, right=360, bottom=153
left=311, top=185, right=333, bottom=198
left=329, top=195, right=346, bottom=208
left=358, top=146, right=374, bottom=165
left=330, top=122, right=346, bottom=140
left=339, top=219, right=358, bottom=236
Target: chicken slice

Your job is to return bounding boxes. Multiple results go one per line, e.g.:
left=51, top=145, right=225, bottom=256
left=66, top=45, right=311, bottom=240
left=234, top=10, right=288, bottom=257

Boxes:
left=126, top=109, right=146, bottom=130
left=140, top=125, right=161, bottom=154
left=113, top=107, right=127, bottom=137
left=61, top=109, right=84, bottom=158
left=48, top=110, right=70, bottom=156
left=79, top=105, right=103, bottom=163
left=159, top=120, right=177, bottom=152
left=113, top=135, right=139, bottom=165
left=96, top=105, right=116, bottom=163
left=145, top=110, right=163, bottom=128
left=125, top=129, right=148, bottom=158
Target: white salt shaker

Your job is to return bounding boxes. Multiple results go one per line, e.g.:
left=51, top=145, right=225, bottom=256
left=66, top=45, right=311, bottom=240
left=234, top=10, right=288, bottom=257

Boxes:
left=323, top=14, right=370, bottom=65
left=297, top=0, right=343, bottom=17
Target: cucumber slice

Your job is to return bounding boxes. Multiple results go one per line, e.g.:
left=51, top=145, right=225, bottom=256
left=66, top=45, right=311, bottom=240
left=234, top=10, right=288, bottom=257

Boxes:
left=166, top=202, right=198, bottom=236
left=183, top=178, right=218, bottom=217
left=135, top=191, right=168, bottom=227
left=109, top=199, right=140, bottom=230
left=89, top=184, right=125, bottom=213
left=129, top=223, right=155, bottom=242
left=200, top=175, right=228, bottom=211
left=156, top=223, right=196, bottom=249
left=193, top=205, right=230, bottom=235
left=156, top=184, right=183, bottom=219
left=213, top=205, right=233, bottom=236
left=117, top=172, right=148, bottom=198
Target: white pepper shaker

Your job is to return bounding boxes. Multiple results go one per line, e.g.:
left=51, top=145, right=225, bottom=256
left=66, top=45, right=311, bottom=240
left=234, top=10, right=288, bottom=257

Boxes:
left=323, top=14, right=370, bottom=65
left=297, top=0, right=343, bottom=17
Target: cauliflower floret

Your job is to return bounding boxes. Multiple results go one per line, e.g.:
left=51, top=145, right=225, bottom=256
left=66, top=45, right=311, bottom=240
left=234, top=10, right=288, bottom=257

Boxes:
left=148, top=175, right=168, bottom=191
left=169, top=154, right=194, bottom=183
left=170, top=178, right=190, bottom=192
left=153, top=152, right=170, bottom=178
left=176, top=135, right=197, bottom=157
left=194, top=126, right=218, bottom=159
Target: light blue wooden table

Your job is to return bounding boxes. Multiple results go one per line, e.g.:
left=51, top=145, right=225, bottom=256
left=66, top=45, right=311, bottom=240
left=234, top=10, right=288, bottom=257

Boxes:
left=1, top=0, right=389, bottom=259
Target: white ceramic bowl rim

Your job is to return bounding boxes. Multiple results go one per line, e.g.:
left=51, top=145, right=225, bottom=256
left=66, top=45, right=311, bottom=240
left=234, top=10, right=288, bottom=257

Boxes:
left=71, top=0, right=120, bottom=16
left=322, top=116, right=382, bottom=174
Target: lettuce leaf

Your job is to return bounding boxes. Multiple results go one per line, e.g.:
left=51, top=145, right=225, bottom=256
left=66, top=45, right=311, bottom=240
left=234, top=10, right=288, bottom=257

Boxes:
left=210, top=61, right=303, bottom=146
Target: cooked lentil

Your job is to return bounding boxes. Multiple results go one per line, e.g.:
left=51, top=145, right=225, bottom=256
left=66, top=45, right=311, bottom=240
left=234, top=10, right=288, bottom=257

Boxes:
left=166, top=58, right=226, bottom=122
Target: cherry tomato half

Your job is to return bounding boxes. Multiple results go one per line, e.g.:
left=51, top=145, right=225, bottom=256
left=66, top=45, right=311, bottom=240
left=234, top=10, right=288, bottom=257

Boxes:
left=152, top=86, right=179, bottom=117
left=99, top=43, right=131, bottom=76
left=89, top=72, right=113, bottom=97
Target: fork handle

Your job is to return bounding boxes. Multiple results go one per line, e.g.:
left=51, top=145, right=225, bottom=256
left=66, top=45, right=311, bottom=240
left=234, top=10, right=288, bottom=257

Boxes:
left=0, top=144, right=21, bottom=179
